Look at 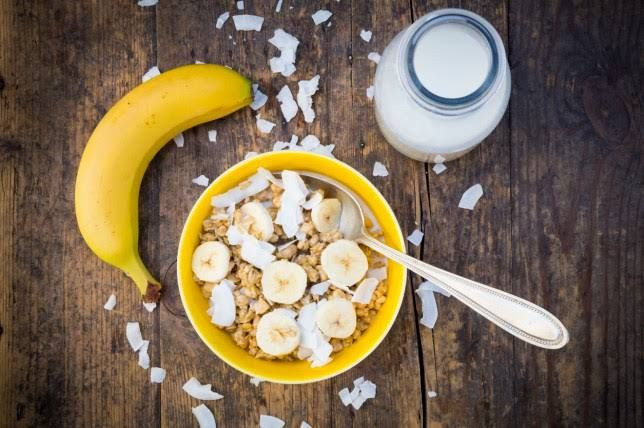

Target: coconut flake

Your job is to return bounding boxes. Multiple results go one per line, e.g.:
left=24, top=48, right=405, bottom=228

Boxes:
left=297, top=302, right=317, bottom=331
left=428, top=391, right=438, bottom=398
left=232, top=14, right=264, bottom=31
left=236, top=0, right=244, bottom=10
left=296, top=75, right=320, bottom=123
left=143, top=302, right=157, bottom=312
left=310, top=280, right=331, bottom=295
left=215, top=11, right=230, bottom=29
left=142, top=66, right=160, bottom=82
left=103, top=294, right=116, bottom=310
left=245, top=151, right=258, bottom=160
left=173, top=132, right=185, bottom=148
left=208, top=130, right=217, bottom=142
left=282, top=170, right=309, bottom=202
left=276, top=85, right=298, bottom=122
left=251, top=84, right=268, bottom=110
left=138, top=0, right=158, bottom=6
left=257, top=167, right=284, bottom=188
left=433, top=163, right=447, bottom=175
left=209, top=280, right=236, bottom=327
left=339, top=388, right=352, bottom=406
left=299, top=135, right=321, bottom=151
left=269, top=29, right=299, bottom=77
left=407, top=229, right=424, bottom=246
left=250, top=377, right=264, bottom=386
left=359, top=380, right=377, bottom=399
left=352, top=394, right=368, bottom=410
left=367, top=266, right=387, bottom=281
left=192, top=175, right=210, bottom=187
left=226, top=225, right=244, bottom=245
left=256, top=115, right=276, bottom=133
left=302, top=190, right=323, bottom=210
left=373, top=161, right=388, bottom=177
left=240, top=235, right=276, bottom=269
left=183, top=377, right=224, bottom=400
left=415, top=284, right=439, bottom=328
left=366, top=85, right=375, bottom=100
left=138, top=340, right=150, bottom=369
left=260, top=415, right=285, bottom=428
left=360, top=29, right=372, bottom=42
left=367, top=52, right=381, bottom=64
left=273, top=140, right=289, bottom=151
left=300, top=423, right=312, bottom=428
left=126, top=322, right=144, bottom=351
left=192, top=404, right=216, bottom=428
left=211, top=174, right=269, bottom=208
left=195, top=60, right=205, bottom=64
left=418, top=280, right=451, bottom=298
left=352, top=278, right=379, bottom=304
left=458, top=184, right=483, bottom=210
left=434, top=154, right=446, bottom=163
left=311, top=10, right=332, bottom=25
left=275, top=0, right=283, bottom=12
left=150, top=367, right=166, bottom=383
left=353, top=376, right=365, bottom=388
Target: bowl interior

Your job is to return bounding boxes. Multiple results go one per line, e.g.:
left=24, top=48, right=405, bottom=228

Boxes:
left=177, top=151, right=406, bottom=383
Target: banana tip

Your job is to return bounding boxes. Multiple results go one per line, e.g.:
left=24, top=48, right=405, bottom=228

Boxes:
left=144, top=282, right=162, bottom=303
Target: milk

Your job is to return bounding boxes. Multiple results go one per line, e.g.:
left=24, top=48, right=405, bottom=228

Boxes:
left=374, top=9, right=511, bottom=162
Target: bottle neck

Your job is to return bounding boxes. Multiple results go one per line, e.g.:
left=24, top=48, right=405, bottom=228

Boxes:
left=398, top=9, right=506, bottom=116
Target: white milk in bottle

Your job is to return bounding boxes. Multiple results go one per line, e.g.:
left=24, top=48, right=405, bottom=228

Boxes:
left=374, top=9, right=511, bottom=162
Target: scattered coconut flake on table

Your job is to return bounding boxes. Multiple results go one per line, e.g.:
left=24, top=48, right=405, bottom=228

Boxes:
left=366, top=85, right=375, bottom=100
left=244, top=151, right=258, bottom=160
left=192, top=404, right=216, bottom=428
left=138, top=340, right=150, bottom=369
left=103, top=294, right=116, bottom=311
left=173, top=132, right=184, bottom=148
left=338, top=388, right=352, bottom=406
left=415, top=280, right=452, bottom=329
left=183, top=377, right=224, bottom=400
left=208, top=130, right=217, bottom=142
left=137, top=0, right=158, bottom=6
left=260, top=415, right=285, bottom=428
left=407, top=229, right=424, bottom=246
left=275, top=0, right=283, bottom=13
left=232, top=14, right=264, bottom=31
left=428, top=391, right=438, bottom=398
left=296, top=75, right=320, bottom=123
left=373, top=161, right=388, bottom=177
left=126, top=322, right=144, bottom=351
left=359, top=380, right=377, bottom=399
left=352, top=278, right=379, bottom=304
left=310, top=280, right=331, bottom=295
left=250, top=377, right=264, bottom=386
left=419, top=280, right=451, bottom=297
left=250, top=84, right=268, bottom=110
left=143, top=302, right=157, bottom=312
left=236, top=0, right=244, bottom=10
left=142, top=66, right=160, bottom=82
left=367, top=52, right=381, bottom=64
left=256, top=115, right=276, bottom=133
left=192, top=175, right=210, bottom=187
left=360, top=29, right=373, bottom=42
left=208, top=280, right=236, bottom=327
left=269, top=29, right=299, bottom=77
left=150, top=367, right=166, bottom=383
left=367, top=266, right=387, bottom=280
left=311, top=10, right=332, bottom=25
left=299, top=135, right=320, bottom=151
left=458, top=184, right=483, bottom=210
left=434, top=154, right=446, bottom=163
left=339, top=377, right=377, bottom=409
left=276, top=85, right=298, bottom=122
left=195, top=60, right=205, bottom=64
left=300, top=422, right=312, bottom=428
left=433, top=163, right=447, bottom=175
left=215, top=11, right=230, bottom=29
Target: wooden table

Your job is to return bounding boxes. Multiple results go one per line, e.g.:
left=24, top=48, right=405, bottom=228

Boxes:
left=1, top=0, right=642, bottom=426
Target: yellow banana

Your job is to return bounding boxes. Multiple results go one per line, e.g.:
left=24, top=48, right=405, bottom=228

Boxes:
left=75, top=64, right=251, bottom=302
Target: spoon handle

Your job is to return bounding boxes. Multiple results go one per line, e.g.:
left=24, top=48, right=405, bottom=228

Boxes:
left=357, top=234, right=569, bottom=349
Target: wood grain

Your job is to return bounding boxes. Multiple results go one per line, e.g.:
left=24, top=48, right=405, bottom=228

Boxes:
left=0, top=0, right=641, bottom=427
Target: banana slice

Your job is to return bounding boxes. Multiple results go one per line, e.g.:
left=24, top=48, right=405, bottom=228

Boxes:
left=320, top=239, right=368, bottom=287
left=311, top=198, right=342, bottom=233
left=261, top=260, right=307, bottom=304
left=192, top=241, right=230, bottom=282
left=315, top=299, right=357, bottom=339
left=238, top=201, right=274, bottom=241
left=256, top=310, right=301, bottom=356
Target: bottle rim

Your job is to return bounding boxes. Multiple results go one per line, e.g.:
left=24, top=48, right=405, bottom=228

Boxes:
left=398, top=9, right=507, bottom=116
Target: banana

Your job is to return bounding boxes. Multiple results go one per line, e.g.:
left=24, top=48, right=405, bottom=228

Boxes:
left=261, top=260, right=307, bottom=304
left=238, top=201, right=274, bottom=241
left=320, top=239, right=368, bottom=287
left=75, top=65, right=251, bottom=301
left=192, top=241, right=231, bottom=282
left=311, top=198, right=342, bottom=233
left=256, top=310, right=301, bottom=356
left=315, top=299, right=357, bottom=338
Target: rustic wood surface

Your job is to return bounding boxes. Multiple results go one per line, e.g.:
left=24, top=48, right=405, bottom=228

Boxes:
left=0, top=0, right=641, bottom=427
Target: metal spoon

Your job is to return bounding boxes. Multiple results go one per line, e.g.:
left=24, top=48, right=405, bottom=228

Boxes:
left=298, top=171, right=569, bottom=349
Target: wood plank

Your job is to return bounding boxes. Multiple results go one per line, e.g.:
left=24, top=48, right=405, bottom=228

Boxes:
left=409, top=1, right=515, bottom=426
left=509, top=0, right=643, bottom=425
left=154, top=0, right=425, bottom=426
left=0, top=0, right=159, bottom=426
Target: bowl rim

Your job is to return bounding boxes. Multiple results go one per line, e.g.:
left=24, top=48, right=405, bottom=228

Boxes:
left=177, top=151, right=407, bottom=384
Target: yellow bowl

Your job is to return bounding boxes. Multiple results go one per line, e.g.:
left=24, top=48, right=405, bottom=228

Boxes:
left=177, top=151, right=407, bottom=383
